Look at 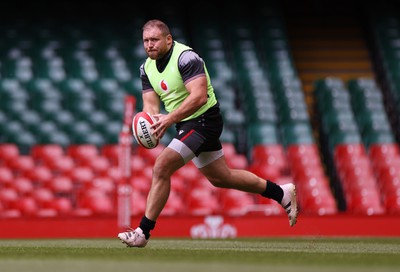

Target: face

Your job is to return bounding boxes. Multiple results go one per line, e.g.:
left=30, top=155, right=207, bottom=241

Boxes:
left=143, top=27, right=172, bottom=60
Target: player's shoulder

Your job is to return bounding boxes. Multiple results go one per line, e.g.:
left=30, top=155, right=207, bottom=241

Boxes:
left=140, top=61, right=147, bottom=76
left=179, top=50, right=203, bottom=67
left=180, top=49, right=201, bottom=60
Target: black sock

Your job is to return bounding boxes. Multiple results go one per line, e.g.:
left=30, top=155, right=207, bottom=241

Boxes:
left=261, top=180, right=284, bottom=203
left=139, top=215, right=156, bottom=239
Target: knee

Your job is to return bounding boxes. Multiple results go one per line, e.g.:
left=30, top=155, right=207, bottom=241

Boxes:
left=152, top=157, right=175, bottom=180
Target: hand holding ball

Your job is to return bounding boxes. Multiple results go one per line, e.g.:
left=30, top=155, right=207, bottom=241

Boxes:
left=132, top=112, right=159, bottom=149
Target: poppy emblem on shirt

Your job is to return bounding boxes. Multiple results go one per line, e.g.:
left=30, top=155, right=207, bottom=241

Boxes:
left=160, top=79, right=169, bottom=92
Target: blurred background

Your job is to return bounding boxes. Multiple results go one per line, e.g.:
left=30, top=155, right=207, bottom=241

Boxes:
left=1, top=0, right=400, bottom=225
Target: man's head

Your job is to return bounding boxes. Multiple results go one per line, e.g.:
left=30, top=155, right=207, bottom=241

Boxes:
left=142, top=19, right=173, bottom=60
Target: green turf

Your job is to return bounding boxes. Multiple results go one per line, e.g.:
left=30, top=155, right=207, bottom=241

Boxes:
left=0, top=237, right=399, bottom=272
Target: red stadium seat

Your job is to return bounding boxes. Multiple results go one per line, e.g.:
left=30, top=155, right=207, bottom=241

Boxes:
left=0, top=187, right=19, bottom=208
left=301, top=192, right=338, bottom=215
left=12, top=196, right=39, bottom=216
left=219, top=189, right=256, bottom=216
left=0, top=166, right=14, bottom=187
left=189, top=176, right=219, bottom=197
left=287, top=143, right=319, bottom=162
left=67, top=144, right=100, bottom=165
left=161, top=190, right=184, bottom=216
left=342, top=175, right=378, bottom=193
left=13, top=176, right=34, bottom=195
left=248, top=162, right=282, bottom=181
left=381, top=173, right=400, bottom=192
left=106, top=166, right=122, bottom=182
left=49, top=156, right=75, bottom=174
left=377, top=164, right=400, bottom=186
left=31, top=144, right=65, bottom=165
left=252, top=144, right=285, bottom=161
left=334, top=144, right=368, bottom=172
left=79, top=188, right=114, bottom=215
left=337, top=156, right=373, bottom=182
left=298, top=176, right=331, bottom=191
left=46, top=197, right=74, bottom=215
left=334, top=143, right=367, bottom=162
left=296, top=175, right=338, bottom=215
left=0, top=209, right=22, bottom=218
left=24, top=165, right=53, bottom=185
left=251, top=144, right=288, bottom=174
left=346, top=189, right=385, bottom=215
left=136, top=144, right=164, bottom=164
left=222, top=142, right=237, bottom=157
left=187, top=187, right=220, bottom=215
left=130, top=154, right=147, bottom=176
left=101, top=144, right=119, bottom=166
left=130, top=190, right=146, bottom=216
left=130, top=174, right=151, bottom=194
left=226, top=153, right=248, bottom=169
left=369, top=143, right=399, bottom=163
left=0, top=143, right=19, bottom=164
left=32, top=187, right=55, bottom=207
left=171, top=175, right=186, bottom=195
left=86, top=156, right=111, bottom=176
left=72, top=208, right=93, bottom=217
left=287, top=144, right=326, bottom=183
left=295, top=154, right=321, bottom=169
left=90, top=176, right=115, bottom=194
left=291, top=163, right=326, bottom=182
left=375, top=157, right=400, bottom=176
left=6, top=155, right=35, bottom=175
left=47, top=176, right=74, bottom=194
left=36, top=208, right=58, bottom=217
left=371, top=155, right=400, bottom=175
left=175, top=161, right=200, bottom=182
left=67, top=166, right=95, bottom=185
left=384, top=193, right=400, bottom=214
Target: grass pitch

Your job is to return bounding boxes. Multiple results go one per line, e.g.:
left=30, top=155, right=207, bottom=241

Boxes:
left=0, top=237, right=399, bottom=272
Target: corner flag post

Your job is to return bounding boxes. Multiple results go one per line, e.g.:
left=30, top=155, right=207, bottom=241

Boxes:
left=118, top=95, right=136, bottom=229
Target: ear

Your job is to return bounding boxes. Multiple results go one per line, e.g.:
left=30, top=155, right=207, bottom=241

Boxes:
left=166, top=34, right=173, bottom=45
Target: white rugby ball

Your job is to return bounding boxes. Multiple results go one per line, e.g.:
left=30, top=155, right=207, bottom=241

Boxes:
left=132, top=111, right=159, bottom=149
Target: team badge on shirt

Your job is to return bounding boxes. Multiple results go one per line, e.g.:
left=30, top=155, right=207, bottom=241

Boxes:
left=160, top=79, right=169, bottom=92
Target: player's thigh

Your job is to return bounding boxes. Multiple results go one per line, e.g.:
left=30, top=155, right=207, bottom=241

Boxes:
left=154, top=147, right=185, bottom=177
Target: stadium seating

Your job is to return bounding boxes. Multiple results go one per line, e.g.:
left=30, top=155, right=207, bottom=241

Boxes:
left=347, top=78, right=395, bottom=147
left=314, top=77, right=386, bottom=214
left=1, top=3, right=400, bottom=219
left=346, top=78, right=400, bottom=213
left=286, top=143, right=338, bottom=215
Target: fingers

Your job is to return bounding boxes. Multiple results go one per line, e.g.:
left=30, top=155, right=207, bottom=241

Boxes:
left=150, top=118, right=164, bottom=140
left=149, top=113, right=173, bottom=140
left=151, top=124, right=162, bottom=139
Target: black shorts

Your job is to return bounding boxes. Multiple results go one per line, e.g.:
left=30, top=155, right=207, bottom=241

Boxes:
left=174, top=103, right=223, bottom=156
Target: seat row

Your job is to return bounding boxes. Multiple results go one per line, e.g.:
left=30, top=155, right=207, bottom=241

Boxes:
left=314, top=77, right=400, bottom=214
left=0, top=142, right=341, bottom=218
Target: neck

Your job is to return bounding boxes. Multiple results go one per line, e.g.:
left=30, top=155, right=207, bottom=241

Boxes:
left=156, top=41, right=174, bottom=72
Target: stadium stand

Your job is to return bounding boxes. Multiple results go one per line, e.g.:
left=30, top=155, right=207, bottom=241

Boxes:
left=314, top=77, right=387, bottom=214
left=1, top=0, right=400, bottom=220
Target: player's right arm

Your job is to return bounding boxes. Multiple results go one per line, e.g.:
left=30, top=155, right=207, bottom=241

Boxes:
left=142, top=91, right=160, bottom=115
left=140, top=63, right=160, bottom=115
